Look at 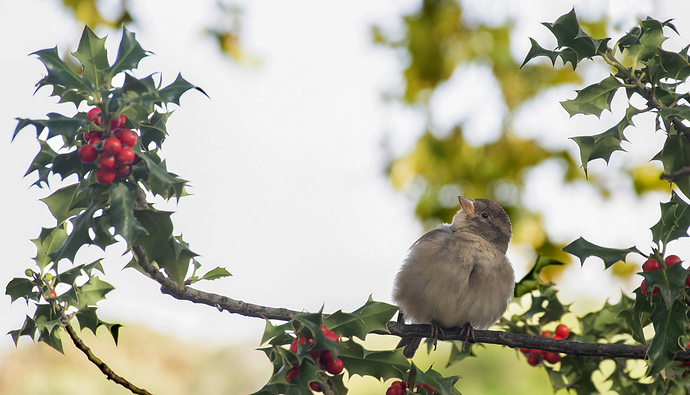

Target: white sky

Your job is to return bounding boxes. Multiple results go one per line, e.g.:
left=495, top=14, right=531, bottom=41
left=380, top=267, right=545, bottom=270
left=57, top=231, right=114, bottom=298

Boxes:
left=2, top=0, right=690, bottom=358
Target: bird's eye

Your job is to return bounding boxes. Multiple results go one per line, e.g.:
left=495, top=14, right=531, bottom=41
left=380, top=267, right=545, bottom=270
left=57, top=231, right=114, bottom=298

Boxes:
left=481, top=213, right=489, bottom=219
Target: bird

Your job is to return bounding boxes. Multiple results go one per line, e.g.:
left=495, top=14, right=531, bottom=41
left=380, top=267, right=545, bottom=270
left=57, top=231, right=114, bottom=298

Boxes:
left=393, top=196, right=515, bottom=358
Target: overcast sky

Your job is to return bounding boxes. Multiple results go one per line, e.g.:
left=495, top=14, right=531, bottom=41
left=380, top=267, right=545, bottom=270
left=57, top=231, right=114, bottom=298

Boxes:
left=2, top=0, right=690, bottom=357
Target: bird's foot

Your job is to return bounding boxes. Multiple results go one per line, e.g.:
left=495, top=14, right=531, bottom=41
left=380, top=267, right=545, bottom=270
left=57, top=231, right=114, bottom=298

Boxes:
left=430, top=320, right=445, bottom=351
left=459, top=322, right=475, bottom=351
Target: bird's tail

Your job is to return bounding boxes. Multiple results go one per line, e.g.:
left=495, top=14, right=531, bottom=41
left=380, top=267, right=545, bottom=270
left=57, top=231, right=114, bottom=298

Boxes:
left=396, top=336, right=422, bottom=359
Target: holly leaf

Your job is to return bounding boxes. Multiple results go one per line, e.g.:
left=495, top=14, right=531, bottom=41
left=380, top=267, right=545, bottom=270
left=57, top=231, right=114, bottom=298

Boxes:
left=521, top=38, right=561, bottom=68
left=640, top=263, right=689, bottom=309
left=9, top=316, right=37, bottom=345
left=72, top=26, right=109, bottom=89
left=40, top=184, right=89, bottom=224
left=571, top=105, right=642, bottom=176
left=261, top=321, right=295, bottom=344
left=338, top=339, right=409, bottom=381
left=563, top=237, right=640, bottom=268
left=324, top=297, right=398, bottom=341
left=198, top=267, right=232, bottom=281
left=539, top=8, right=610, bottom=69
left=14, top=113, right=88, bottom=143
left=74, top=276, right=115, bottom=309
left=6, top=278, right=35, bottom=303
left=653, top=133, right=690, bottom=199
left=134, top=210, right=195, bottom=284
left=31, top=46, right=93, bottom=94
left=407, top=363, right=461, bottom=395
left=647, top=299, right=688, bottom=375
left=650, top=191, right=690, bottom=246
left=658, top=48, right=690, bottom=81
left=579, top=295, right=633, bottom=341
left=137, top=152, right=187, bottom=200
left=106, top=182, right=148, bottom=247
left=24, top=140, right=57, bottom=187
left=48, top=200, right=100, bottom=268
left=158, top=73, right=208, bottom=105
left=561, top=75, right=622, bottom=117
left=104, top=26, right=148, bottom=81
left=620, top=18, right=669, bottom=68
left=31, top=226, right=68, bottom=270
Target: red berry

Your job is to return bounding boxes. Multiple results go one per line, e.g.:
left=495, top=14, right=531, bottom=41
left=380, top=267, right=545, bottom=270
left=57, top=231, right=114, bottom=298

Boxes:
left=89, top=136, right=103, bottom=145
left=49, top=290, right=57, bottom=298
left=416, top=383, right=436, bottom=393
left=99, top=154, right=116, bottom=169
left=541, top=331, right=552, bottom=338
left=682, top=361, right=690, bottom=367
left=520, top=348, right=530, bottom=355
left=290, top=335, right=306, bottom=353
left=324, top=330, right=339, bottom=342
left=102, top=137, right=122, bottom=154
left=321, top=324, right=328, bottom=333
left=527, top=352, right=541, bottom=366
left=321, top=350, right=333, bottom=363
left=286, top=367, right=299, bottom=383
left=116, top=165, right=132, bottom=178
left=386, top=386, right=404, bottom=395
left=78, top=145, right=98, bottom=163
left=119, top=129, right=138, bottom=147
left=309, top=381, right=320, bottom=391
left=87, top=107, right=101, bottom=121
left=326, top=358, right=344, bottom=375
left=544, top=352, right=561, bottom=364
left=686, top=275, right=690, bottom=288
left=93, top=116, right=103, bottom=126
left=96, top=168, right=116, bottom=184
left=84, top=131, right=101, bottom=143
left=643, top=259, right=661, bottom=272
left=665, top=255, right=682, bottom=267
left=641, top=279, right=659, bottom=296
left=555, top=324, right=570, bottom=339
left=111, top=115, right=126, bottom=129
left=553, top=335, right=563, bottom=340
left=390, top=381, right=406, bottom=391
left=117, top=147, right=135, bottom=165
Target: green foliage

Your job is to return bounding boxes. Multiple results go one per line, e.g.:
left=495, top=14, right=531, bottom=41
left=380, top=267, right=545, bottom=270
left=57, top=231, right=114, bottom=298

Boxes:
left=7, top=25, right=221, bottom=356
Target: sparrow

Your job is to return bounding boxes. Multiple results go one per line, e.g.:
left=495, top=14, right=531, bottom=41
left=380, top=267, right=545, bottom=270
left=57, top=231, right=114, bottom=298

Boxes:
left=393, top=196, right=515, bottom=358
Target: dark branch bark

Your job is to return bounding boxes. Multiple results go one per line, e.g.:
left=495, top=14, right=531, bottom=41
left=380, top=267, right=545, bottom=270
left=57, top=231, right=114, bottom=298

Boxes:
left=660, top=165, right=690, bottom=180
left=386, top=322, right=690, bottom=362
left=58, top=306, right=154, bottom=395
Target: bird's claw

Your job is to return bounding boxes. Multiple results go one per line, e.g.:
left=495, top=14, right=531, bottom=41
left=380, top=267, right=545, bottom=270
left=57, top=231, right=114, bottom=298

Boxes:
left=430, top=321, right=445, bottom=351
left=459, top=322, right=475, bottom=351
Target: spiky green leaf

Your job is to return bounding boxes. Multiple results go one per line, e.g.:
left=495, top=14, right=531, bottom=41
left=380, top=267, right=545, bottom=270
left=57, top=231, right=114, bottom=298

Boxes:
left=563, top=237, right=640, bottom=268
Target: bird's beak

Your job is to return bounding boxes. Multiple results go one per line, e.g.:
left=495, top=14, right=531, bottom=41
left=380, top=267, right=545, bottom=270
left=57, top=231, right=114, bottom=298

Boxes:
left=458, top=196, right=475, bottom=216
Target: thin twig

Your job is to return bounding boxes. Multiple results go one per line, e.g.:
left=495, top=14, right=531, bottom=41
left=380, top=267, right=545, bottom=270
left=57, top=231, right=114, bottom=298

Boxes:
left=57, top=306, right=154, bottom=395
left=661, top=165, right=690, bottom=180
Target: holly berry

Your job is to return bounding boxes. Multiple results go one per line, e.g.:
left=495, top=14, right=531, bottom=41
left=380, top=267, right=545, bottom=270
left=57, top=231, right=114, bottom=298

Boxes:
left=117, top=147, right=135, bottom=165
left=686, top=275, right=690, bottom=288
left=641, top=279, right=659, bottom=296
left=520, top=348, right=530, bottom=355
left=309, top=382, right=320, bottom=391
left=541, top=331, right=552, bottom=338
left=416, top=383, right=436, bottom=393
left=111, top=115, right=126, bottom=129
left=116, top=165, right=132, bottom=178
left=326, top=358, right=344, bottom=375
left=78, top=145, right=98, bottom=163
left=324, top=330, right=339, bottom=343
left=96, top=167, right=116, bottom=184
left=544, top=352, right=561, bottom=364
left=642, top=259, right=661, bottom=272
left=286, top=367, right=299, bottom=383
left=386, top=381, right=406, bottom=395
left=103, top=137, right=122, bottom=154
left=49, top=290, right=57, bottom=298
left=119, top=129, right=138, bottom=147
left=665, top=255, right=681, bottom=267
left=527, top=351, right=541, bottom=366
left=84, top=131, right=101, bottom=143
left=555, top=324, right=570, bottom=339
left=87, top=107, right=101, bottom=121
left=290, top=335, right=306, bottom=353
left=99, top=154, right=116, bottom=169
left=89, top=136, right=103, bottom=145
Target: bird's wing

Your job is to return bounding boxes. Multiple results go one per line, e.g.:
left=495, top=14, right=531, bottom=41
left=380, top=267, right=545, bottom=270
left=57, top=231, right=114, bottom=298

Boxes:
left=409, top=226, right=452, bottom=249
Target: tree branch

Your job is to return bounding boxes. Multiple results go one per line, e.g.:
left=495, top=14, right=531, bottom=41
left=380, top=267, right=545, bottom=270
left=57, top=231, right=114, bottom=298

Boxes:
left=386, top=322, right=690, bottom=362
left=57, top=305, right=154, bottom=395
left=660, top=165, right=690, bottom=180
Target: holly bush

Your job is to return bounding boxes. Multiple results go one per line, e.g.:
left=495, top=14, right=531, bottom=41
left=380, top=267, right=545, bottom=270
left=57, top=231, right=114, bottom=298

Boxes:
left=8, top=8, right=690, bottom=395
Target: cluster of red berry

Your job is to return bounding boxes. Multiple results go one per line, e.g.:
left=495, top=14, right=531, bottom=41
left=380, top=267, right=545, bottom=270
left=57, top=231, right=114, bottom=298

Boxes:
left=520, top=324, right=570, bottom=366
left=640, top=255, right=684, bottom=296
left=77, top=107, right=140, bottom=184
left=385, top=380, right=435, bottom=395
left=286, top=325, right=344, bottom=392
